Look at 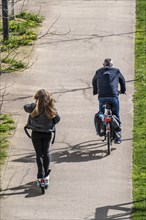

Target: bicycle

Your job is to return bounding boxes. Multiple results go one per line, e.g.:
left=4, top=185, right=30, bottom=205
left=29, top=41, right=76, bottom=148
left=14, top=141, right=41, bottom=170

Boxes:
left=94, top=104, right=119, bottom=155
left=103, top=102, right=115, bottom=155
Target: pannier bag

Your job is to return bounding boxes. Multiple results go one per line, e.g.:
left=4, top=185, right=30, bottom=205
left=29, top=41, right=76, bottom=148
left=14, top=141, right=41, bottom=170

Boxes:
left=94, top=112, right=106, bottom=136
left=94, top=112, right=121, bottom=137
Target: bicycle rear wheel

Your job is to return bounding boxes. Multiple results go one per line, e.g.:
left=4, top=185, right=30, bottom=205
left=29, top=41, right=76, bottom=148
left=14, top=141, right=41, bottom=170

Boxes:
left=107, top=131, right=111, bottom=155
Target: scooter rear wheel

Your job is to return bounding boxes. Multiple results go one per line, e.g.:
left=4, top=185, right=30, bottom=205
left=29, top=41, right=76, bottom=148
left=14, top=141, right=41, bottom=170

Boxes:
left=41, top=186, right=45, bottom=194
left=40, top=179, right=45, bottom=194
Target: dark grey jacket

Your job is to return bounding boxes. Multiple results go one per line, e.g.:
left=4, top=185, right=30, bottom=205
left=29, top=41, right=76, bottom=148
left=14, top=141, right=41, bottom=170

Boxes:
left=92, top=67, right=126, bottom=98
left=24, top=103, right=60, bottom=133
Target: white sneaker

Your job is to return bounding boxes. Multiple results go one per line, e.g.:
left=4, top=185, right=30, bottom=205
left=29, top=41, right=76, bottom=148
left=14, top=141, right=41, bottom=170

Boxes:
left=44, top=176, right=50, bottom=187
left=45, top=175, right=50, bottom=181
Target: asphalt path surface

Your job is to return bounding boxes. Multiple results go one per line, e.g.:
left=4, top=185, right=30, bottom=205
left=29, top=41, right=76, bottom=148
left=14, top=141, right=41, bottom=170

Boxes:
left=1, top=0, right=135, bottom=219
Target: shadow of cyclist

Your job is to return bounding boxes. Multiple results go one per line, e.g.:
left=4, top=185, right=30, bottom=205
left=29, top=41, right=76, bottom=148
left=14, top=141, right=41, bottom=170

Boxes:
left=51, top=139, right=116, bottom=163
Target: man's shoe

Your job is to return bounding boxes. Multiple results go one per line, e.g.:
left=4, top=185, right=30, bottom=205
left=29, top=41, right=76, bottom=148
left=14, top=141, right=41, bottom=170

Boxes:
left=114, top=139, right=122, bottom=144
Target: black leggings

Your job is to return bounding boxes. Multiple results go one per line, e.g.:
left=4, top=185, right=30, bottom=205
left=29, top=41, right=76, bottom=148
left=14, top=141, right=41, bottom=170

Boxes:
left=32, top=132, right=52, bottom=179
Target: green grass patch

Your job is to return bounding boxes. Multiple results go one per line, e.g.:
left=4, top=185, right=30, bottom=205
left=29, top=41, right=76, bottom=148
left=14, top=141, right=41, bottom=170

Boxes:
left=1, top=32, right=37, bottom=51
left=1, top=57, right=26, bottom=73
left=0, top=11, right=44, bottom=73
left=0, top=114, right=15, bottom=167
left=0, top=12, right=43, bottom=51
left=16, top=11, right=44, bottom=24
left=132, top=0, right=146, bottom=219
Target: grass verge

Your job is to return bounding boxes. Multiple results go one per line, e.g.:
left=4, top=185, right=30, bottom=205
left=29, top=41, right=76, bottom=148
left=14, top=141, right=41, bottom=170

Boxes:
left=0, top=114, right=15, bottom=168
left=132, top=0, right=146, bottom=219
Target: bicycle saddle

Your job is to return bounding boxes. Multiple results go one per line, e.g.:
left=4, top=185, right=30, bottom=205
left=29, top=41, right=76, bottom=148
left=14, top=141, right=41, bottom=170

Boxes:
left=105, top=102, right=112, bottom=110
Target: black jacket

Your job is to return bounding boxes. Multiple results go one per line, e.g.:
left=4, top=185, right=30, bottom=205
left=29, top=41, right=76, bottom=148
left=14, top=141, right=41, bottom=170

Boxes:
left=92, top=67, right=126, bottom=98
left=24, top=103, right=60, bottom=133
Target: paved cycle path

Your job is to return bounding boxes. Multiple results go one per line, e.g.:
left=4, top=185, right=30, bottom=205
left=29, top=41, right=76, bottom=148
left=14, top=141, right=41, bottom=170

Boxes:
left=1, top=0, right=135, bottom=219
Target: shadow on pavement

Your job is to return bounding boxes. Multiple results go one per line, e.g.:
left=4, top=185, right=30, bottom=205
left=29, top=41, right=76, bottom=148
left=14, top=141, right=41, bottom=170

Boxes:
left=12, top=153, right=36, bottom=163
left=0, top=181, right=45, bottom=198
left=122, top=138, right=133, bottom=142
left=11, top=137, right=133, bottom=164
left=11, top=138, right=132, bottom=164
left=91, top=199, right=145, bottom=220
left=11, top=139, right=117, bottom=164
left=51, top=139, right=116, bottom=163
left=93, top=202, right=131, bottom=220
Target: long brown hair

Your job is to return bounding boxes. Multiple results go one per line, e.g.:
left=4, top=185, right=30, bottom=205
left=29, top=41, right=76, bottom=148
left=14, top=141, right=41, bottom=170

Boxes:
left=31, top=89, right=57, bottom=119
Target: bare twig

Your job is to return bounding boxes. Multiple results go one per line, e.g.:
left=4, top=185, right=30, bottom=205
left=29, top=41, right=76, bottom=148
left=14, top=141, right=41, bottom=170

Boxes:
left=0, top=82, right=15, bottom=112
left=37, top=5, right=42, bottom=16
left=48, top=25, right=71, bottom=36
left=2, top=48, right=19, bottom=60
left=18, top=44, right=34, bottom=63
left=19, top=0, right=33, bottom=12
left=18, top=53, right=38, bottom=72
left=38, top=13, right=61, bottom=39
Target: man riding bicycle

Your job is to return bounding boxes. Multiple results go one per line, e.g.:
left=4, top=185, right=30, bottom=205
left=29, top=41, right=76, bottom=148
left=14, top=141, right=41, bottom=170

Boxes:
left=92, top=58, right=126, bottom=144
